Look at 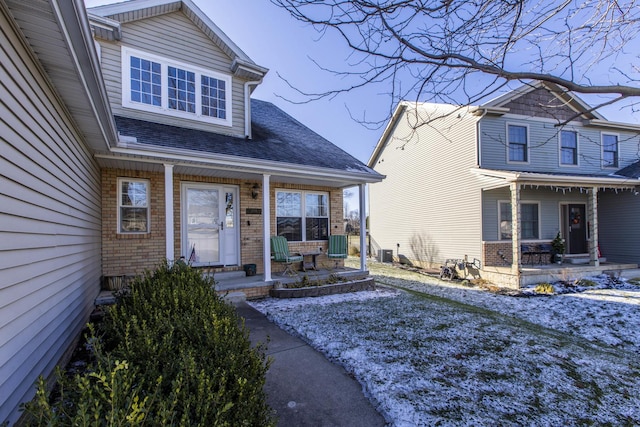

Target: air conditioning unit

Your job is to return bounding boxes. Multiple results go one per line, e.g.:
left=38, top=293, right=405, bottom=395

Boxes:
left=378, top=249, right=393, bottom=263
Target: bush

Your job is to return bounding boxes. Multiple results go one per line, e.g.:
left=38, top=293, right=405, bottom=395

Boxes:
left=23, top=262, right=274, bottom=426
left=534, top=283, right=555, bottom=295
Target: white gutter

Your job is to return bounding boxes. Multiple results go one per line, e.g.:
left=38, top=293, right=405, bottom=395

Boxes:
left=97, top=147, right=384, bottom=184
left=244, top=80, right=261, bottom=138
left=586, top=119, right=640, bottom=132
left=470, top=168, right=640, bottom=187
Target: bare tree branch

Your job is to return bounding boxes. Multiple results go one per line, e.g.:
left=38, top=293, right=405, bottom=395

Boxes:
left=271, top=0, right=640, bottom=123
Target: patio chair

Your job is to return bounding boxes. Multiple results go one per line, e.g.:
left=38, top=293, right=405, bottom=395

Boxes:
left=270, top=236, right=303, bottom=276
left=328, top=234, right=348, bottom=269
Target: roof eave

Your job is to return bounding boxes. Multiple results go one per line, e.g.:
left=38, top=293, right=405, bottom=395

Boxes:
left=101, top=143, right=385, bottom=186
left=368, top=103, right=407, bottom=167
left=471, top=168, right=640, bottom=189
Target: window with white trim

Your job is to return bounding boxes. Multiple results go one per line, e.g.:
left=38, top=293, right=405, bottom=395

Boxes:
left=602, top=133, right=619, bottom=168
left=276, top=190, right=329, bottom=241
left=508, top=124, right=528, bottom=162
left=118, top=178, right=150, bottom=233
left=499, top=201, right=539, bottom=240
left=560, top=130, right=578, bottom=165
left=122, top=47, right=230, bottom=125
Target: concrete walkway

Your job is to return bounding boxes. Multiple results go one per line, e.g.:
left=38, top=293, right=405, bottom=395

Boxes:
left=234, top=302, right=387, bottom=427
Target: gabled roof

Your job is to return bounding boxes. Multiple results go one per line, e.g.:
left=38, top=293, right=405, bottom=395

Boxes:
left=101, top=99, right=383, bottom=187
left=478, top=80, right=605, bottom=120
left=88, top=0, right=268, bottom=80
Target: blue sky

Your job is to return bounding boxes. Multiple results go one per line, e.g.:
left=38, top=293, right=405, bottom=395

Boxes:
left=85, top=0, right=639, bottom=171
left=84, top=0, right=389, bottom=165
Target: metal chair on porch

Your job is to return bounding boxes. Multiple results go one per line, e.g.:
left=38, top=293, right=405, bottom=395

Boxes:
left=270, top=236, right=303, bottom=276
left=328, top=234, right=348, bottom=269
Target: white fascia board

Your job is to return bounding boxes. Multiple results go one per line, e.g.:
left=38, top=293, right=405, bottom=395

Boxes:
left=53, top=0, right=118, bottom=149
left=471, top=168, right=639, bottom=188
left=367, top=103, right=406, bottom=167
left=586, top=119, right=640, bottom=132
left=102, top=144, right=385, bottom=184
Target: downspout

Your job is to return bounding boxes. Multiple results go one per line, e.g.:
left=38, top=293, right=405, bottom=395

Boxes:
left=244, top=80, right=261, bottom=139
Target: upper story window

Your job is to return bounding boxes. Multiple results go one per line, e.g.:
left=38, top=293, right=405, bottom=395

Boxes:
left=499, top=201, right=539, bottom=240
left=560, top=130, right=578, bottom=165
left=118, top=178, right=150, bottom=233
left=122, top=47, right=231, bottom=126
left=276, top=190, right=329, bottom=241
left=508, top=124, right=528, bottom=163
left=602, top=133, right=619, bottom=168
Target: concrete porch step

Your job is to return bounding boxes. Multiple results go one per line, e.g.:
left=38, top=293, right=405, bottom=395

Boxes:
left=212, top=270, right=247, bottom=281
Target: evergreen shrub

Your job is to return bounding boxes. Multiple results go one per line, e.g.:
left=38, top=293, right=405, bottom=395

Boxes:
left=24, top=262, right=274, bottom=426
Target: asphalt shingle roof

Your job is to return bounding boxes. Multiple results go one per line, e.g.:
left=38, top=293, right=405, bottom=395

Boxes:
left=616, top=161, right=640, bottom=179
left=114, top=99, right=377, bottom=175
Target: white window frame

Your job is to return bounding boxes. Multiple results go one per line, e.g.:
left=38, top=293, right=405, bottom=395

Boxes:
left=117, top=178, right=150, bottom=234
left=498, top=200, right=540, bottom=240
left=121, top=47, right=232, bottom=127
left=601, top=132, right=619, bottom=169
left=276, top=190, right=330, bottom=242
left=559, top=129, right=579, bottom=167
left=506, top=123, right=530, bottom=164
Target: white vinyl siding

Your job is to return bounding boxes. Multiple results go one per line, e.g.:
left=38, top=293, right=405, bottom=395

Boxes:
left=369, top=104, right=483, bottom=267
left=0, top=12, right=101, bottom=423
left=99, top=12, right=247, bottom=136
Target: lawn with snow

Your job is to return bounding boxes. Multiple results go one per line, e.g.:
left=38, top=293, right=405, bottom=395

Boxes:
left=249, top=260, right=640, bottom=426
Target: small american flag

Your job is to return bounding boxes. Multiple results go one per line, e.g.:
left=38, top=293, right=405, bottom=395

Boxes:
left=188, top=244, right=196, bottom=264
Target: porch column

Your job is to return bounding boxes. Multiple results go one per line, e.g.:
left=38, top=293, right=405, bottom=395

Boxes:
left=262, top=174, right=272, bottom=282
left=359, top=183, right=367, bottom=272
left=510, top=182, right=521, bottom=274
left=588, top=187, right=599, bottom=267
left=164, top=164, right=174, bottom=262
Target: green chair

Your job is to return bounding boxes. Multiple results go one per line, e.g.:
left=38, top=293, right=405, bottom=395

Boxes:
left=328, top=235, right=347, bottom=269
left=270, top=236, right=303, bottom=276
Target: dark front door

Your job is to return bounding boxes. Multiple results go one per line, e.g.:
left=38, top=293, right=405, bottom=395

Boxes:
left=567, top=204, right=587, bottom=254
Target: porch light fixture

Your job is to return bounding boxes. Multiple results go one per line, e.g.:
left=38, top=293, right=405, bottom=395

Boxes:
left=251, top=183, right=260, bottom=199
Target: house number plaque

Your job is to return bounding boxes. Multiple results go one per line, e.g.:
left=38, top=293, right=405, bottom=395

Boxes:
left=246, top=208, right=262, bottom=214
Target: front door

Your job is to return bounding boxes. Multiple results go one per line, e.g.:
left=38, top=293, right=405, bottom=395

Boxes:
left=564, top=204, right=587, bottom=254
left=182, top=183, right=238, bottom=266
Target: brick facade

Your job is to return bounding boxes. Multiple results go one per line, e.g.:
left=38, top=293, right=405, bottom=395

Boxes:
left=102, top=168, right=344, bottom=278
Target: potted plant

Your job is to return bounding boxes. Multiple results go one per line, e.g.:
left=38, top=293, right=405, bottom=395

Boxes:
left=551, top=232, right=565, bottom=264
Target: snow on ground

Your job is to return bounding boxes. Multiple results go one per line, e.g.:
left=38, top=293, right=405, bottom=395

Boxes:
left=248, top=260, right=640, bottom=426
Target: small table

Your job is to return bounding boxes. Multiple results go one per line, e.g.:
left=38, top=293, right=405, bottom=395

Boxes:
left=301, top=252, right=321, bottom=271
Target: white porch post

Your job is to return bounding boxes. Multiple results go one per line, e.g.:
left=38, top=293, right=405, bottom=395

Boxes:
left=164, top=164, right=174, bottom=262
left=588, top=186, right=599, bottom=267
left=359, top=183, right=367, bottom=272
left=510, top=182, right=521, bottom=274
left=262, top=174, right=272, bottom=282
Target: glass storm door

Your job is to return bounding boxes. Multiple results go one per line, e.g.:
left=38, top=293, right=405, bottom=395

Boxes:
left=182, top=184, right=238, bottom=266
left=185, top=186, right=220, bottom=265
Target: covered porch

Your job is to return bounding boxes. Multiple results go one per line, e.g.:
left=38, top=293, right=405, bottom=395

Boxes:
left=473, top=168, right=640, bottom=288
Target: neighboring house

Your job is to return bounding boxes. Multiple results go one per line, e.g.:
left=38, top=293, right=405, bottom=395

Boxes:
left=368, top=82, right=640, bottom=288
left=1, top=0, right=381, bottom=423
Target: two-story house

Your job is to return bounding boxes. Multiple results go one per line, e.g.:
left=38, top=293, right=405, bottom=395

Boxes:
left=368, top=82, right=640, bottom=288
left=1, top=0, right=382, bottom=423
